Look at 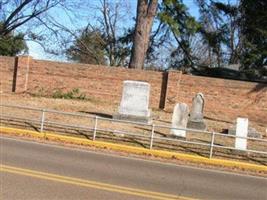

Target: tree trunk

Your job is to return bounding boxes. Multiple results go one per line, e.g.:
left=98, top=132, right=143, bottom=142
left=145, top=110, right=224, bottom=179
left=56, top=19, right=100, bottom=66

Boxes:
left=128, top=0, right=158, bottom=69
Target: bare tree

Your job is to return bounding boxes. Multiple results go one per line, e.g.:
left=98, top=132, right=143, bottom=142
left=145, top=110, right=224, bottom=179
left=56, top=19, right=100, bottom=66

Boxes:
left=98, top=0, right=132, bottom=66
left=54, top=0, right=132, bottom=66
left=129, top=0, right=158, bottom=69
left=0, top=0, right=64, bottom=36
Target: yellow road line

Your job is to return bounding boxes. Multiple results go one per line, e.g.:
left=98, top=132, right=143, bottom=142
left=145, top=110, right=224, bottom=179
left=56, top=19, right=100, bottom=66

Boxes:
left=1, top=126, right=267, bottom=172
left=0, top=164, right=195, bottom=200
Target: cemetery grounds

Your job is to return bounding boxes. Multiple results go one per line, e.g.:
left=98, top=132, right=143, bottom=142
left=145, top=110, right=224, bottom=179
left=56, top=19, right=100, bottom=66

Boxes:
left=1, top=93, right=266, bottom=170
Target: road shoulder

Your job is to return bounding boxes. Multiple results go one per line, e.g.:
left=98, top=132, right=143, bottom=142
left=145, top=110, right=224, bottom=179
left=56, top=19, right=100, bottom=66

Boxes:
left=1, top=126, right=267, bottom=177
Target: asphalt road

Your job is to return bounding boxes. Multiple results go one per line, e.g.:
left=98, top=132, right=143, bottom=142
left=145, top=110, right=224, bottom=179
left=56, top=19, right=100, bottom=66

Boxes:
left=1, top=136, right=266, bottom=200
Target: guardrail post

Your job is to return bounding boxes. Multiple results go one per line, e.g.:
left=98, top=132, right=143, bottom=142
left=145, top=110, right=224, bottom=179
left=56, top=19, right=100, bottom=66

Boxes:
left=209, top=131, right=215, bottom=159
left=40, top=109, right=46, bottom=137
left=93, top=116, right=98, bottom=141
left=149, top=124, right=155, bottom=149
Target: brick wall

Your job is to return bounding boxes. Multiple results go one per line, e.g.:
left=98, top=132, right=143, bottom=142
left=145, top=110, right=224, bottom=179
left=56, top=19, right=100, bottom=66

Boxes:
left=0, top=56, right=15, bottom=93
left=0, top=56, right=266, bottom=124
left=27, top=59, right=165, bottom=108
left=166, top=71, right=267, bottom=124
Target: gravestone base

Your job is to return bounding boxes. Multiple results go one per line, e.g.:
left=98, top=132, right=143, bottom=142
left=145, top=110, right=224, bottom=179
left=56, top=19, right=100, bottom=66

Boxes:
left=228, top=126, right=262, bottom=139
left=112, top=130, right=125, bottom=137
left=170, top=129, right=186, bottom=138
left=187, top=120, right=207, bottom=130
left=113, top=110, right=152, bottom=124
left=168, top=134, right=187, bottom=140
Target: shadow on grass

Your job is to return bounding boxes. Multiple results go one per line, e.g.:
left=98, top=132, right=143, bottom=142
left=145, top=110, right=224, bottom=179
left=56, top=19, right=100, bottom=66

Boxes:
left=204, top=116, right=232, bottom=124
left=156, top=119, right=171, bottom=124
left=75, top=130, right=91, bottom=140
left=137, top=127, right=168, bottom=137
left=24, top=122, right=39, bottom=132
left=79, top=111, right=112, bottom=119
left=248, top=83, right=267, bottom=93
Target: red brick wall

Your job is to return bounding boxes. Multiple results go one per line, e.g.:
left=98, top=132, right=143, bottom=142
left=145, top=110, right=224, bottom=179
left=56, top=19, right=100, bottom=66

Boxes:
left=27, top=59, right=165, bottom=108
left=166, top=71, right=267, bottom=124
left=0, top=56, right=15, bottom=93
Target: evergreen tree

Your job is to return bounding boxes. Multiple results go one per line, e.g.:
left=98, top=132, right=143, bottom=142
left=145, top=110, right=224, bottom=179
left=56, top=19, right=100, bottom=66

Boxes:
left=240, top=0, right=267, bottom=77
left=0, top=22, right=27, bottom=56
left=66, top=28, right=106, bottom=65
left=158, top=0, right=200, bottom=70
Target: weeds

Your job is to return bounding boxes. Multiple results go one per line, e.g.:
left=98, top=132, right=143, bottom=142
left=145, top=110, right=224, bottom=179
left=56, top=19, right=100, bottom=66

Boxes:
left=31, top=87, right=46, bottom=97
left=52, top=88, right=86, bottom=100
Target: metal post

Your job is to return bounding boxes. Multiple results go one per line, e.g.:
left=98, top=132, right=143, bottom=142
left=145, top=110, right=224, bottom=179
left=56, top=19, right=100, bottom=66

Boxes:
left=149, top=124, right=155, bottom=149
left=209, top=131, right=215, bottom=159
left=40, top=109, right=46, bottom=138
left=93, top=116, right=98, bottom=141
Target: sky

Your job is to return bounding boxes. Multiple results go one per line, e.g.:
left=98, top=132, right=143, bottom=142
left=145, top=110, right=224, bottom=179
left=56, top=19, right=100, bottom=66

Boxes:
left=26, top=0, right=200, bottom=61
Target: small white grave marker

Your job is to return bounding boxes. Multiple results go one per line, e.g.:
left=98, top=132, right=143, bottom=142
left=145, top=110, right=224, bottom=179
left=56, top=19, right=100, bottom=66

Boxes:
left=235, top=117, right=248, bottom=150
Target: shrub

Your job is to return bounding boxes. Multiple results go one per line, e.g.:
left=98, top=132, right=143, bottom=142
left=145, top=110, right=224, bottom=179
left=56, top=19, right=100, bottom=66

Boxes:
left=52, top=88, right=86, bottom=100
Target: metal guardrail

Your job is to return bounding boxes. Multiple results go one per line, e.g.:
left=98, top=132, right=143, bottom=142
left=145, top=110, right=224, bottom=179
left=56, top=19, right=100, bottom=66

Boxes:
left=1, top=104, right=267, bottom=160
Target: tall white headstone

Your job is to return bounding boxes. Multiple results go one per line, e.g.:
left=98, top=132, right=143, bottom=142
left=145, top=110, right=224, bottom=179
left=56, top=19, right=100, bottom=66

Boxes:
left=235, top=117, right=248, bottom=150
left=171, top=103, right=189, bottom=137
left=114, top=80, right=151, bottom=123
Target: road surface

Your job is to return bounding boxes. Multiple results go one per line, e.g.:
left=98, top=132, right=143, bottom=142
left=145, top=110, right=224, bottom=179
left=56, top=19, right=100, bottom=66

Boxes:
left=0, top=136, right=266, bottom=200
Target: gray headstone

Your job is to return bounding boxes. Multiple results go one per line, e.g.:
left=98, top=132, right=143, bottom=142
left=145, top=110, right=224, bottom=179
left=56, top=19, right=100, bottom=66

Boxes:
left=170, top=103, right=189, bottom=137
left=187, top=93, right=207, bottom=130
left=113, top=80, right=151, bottom=123
left=228, top=122, right=262, bottom=139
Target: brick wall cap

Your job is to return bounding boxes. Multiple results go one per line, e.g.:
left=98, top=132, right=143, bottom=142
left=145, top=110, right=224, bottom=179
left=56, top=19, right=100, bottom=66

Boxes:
left=17, top=55, right=33, bottom=59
